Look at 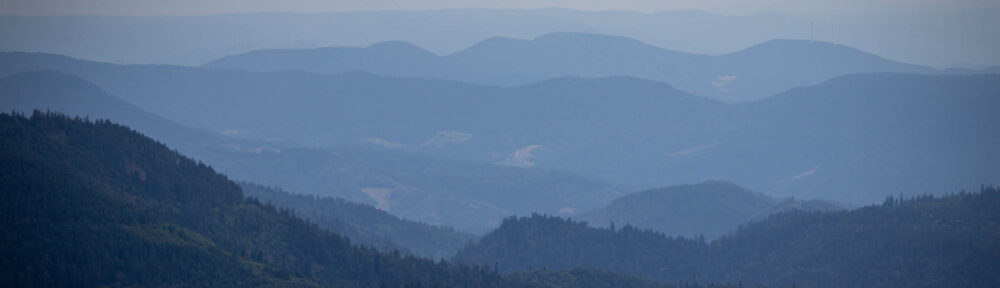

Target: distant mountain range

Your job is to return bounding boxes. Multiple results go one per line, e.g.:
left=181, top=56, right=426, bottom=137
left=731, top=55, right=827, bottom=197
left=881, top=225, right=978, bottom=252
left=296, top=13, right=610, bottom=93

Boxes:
left=579, top=181, right=843, bottom=239
left=2, top=54, right=998, bottom=205
left=205, top=32, right=936, bottom=102
left=2, top=8, right=998, bottom=67
left=5, top=8, right=996, bottom=288
left=455, top=188, right=1000, bottom=287
left=0, top=71, right=622, bottom=233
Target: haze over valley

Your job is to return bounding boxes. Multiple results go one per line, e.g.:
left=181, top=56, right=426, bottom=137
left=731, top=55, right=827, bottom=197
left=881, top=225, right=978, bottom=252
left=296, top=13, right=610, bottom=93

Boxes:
left=2, top=1, right=998, bottom=287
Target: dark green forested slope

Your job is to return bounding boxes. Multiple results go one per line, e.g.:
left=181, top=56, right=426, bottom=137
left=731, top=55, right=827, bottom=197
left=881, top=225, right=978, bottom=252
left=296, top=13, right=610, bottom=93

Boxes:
left=455, top=215, right=707, bottom=281
left=0, top=112, right=520, bottom=287
left=455, top=188, right=1000, bottom=287
left=240, top=182, right=475, bottom=259
left=707, top=191, right=1000, bottom=287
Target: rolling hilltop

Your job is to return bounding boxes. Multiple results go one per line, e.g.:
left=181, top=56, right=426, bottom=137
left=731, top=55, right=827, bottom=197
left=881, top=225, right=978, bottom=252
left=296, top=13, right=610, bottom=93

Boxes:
left=579, top=181, right=842, bottom=239
left=206, top=32, right=935, bottom=102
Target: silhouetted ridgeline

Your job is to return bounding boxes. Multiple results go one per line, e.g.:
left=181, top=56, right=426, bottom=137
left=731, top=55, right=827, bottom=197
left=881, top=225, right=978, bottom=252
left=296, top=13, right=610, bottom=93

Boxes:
left=455, top=187, right=1000, bottom=287
left=2, top=9, right=998, bottom=68
left=206, top=32, right=935, bottom=102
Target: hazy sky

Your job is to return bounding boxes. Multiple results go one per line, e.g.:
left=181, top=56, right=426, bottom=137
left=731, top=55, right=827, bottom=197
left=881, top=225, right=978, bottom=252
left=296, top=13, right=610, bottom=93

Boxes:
left=2, top=0, right=998, bottom=15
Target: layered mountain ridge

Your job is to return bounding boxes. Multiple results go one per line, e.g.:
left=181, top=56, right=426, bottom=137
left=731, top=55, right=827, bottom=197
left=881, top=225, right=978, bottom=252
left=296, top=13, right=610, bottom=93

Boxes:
left=206, top=32, right=936, bottom=102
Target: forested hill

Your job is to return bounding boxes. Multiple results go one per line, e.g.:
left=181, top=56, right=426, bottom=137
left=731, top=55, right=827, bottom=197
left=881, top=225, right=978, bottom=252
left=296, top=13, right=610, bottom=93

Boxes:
left=579, top=180, right=842, bottom=239
left=240, top=182, right=475, bottom=259
left=455, top=215, right=707, bottom=281
left=455, top=187, right=1000, bottom=287
left=0, top=111, right=520, bottom=287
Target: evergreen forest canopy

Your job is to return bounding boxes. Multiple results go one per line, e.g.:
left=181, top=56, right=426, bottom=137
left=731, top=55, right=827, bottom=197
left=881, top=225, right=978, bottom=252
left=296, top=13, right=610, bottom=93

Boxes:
left=455, top=187, right=1000, bottom=287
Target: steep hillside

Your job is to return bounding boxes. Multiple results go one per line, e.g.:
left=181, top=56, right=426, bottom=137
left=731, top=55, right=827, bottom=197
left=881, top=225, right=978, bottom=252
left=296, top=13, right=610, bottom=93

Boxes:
left=455, top=187, right=1000, bottom=287
left=580, top=181, right=842, bottom=239
left=0, top=112, right=523, bottom=287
